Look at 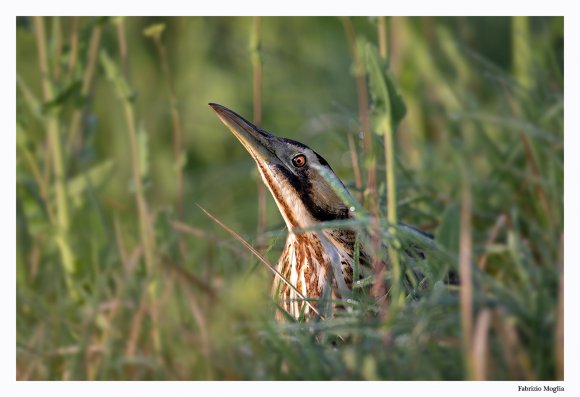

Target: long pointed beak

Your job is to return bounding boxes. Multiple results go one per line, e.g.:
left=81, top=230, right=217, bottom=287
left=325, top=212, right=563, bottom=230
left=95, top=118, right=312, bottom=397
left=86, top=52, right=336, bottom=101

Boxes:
left=209, top=103, right=279, bottom=164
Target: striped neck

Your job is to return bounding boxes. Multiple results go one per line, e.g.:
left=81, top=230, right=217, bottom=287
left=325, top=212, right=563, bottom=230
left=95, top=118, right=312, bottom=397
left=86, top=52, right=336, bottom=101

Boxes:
left=273, top=228, right=368, bottom=320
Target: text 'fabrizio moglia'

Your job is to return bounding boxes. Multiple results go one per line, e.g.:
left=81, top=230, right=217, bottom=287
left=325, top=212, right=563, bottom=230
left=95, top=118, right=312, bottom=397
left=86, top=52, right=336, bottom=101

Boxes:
left=518, top=386, right=564, bottom=393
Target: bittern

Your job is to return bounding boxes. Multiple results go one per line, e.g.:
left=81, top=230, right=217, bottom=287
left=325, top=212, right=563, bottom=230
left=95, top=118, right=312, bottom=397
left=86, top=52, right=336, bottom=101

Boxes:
left=209, top=103, right=428, bottom=320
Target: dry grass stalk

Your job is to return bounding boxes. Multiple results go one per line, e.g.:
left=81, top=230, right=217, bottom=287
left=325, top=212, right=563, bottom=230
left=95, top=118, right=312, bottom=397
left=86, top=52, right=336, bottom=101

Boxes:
left=477, top=213, right=508, bottom=270
left=472, top=309, right=492, bottom=380
left=198, top=205, right=324, bottom=320
left=251, top=16, right=268, bottom=246
left=459, top=180, right=474, bottom=378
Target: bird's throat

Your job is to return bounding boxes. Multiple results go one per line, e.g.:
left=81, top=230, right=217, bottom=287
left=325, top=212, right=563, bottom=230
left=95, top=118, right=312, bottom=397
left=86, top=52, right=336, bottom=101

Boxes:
left=273, top=230, right=358, bottom=320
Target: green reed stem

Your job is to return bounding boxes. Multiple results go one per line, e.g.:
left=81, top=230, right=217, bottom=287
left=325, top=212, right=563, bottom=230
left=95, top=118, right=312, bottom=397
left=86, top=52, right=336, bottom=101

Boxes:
left=67, top=22, right=103, bottom=153
left=342, top=17, right=378, bottom=214
left=33, top=16, right=77, bottom=299
left=250, top=16, right=267, bottom=243
left=145, top=22, right=187, bottom=243
left=102, top=21, right=160, bottom=354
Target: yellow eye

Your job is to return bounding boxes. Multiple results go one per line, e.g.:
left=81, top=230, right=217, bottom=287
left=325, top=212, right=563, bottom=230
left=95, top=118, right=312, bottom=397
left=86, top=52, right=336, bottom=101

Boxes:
left=292, top=154, right=307, bottom=168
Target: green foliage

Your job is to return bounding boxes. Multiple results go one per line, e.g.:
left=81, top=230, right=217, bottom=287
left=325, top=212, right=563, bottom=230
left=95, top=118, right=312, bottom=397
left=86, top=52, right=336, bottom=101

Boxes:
left=16, top=16, right=563, bottom=381
left=143, top=23, right=166, bottom=40
left=365, top=43, right=406, bottom=132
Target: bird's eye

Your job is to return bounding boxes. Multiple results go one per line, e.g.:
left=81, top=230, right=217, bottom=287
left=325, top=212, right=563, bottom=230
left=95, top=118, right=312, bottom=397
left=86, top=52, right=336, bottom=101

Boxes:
left=292, top=154, right=307, bottom=168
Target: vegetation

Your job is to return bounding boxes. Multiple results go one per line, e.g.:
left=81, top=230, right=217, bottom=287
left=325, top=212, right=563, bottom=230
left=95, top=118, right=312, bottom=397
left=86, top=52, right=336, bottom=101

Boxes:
left=16, top=16, right=563, bottom=380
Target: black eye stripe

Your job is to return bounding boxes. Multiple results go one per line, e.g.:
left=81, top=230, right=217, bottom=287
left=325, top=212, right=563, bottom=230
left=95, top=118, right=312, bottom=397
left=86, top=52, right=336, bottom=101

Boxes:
left=274, top=164, right=348, bottom=222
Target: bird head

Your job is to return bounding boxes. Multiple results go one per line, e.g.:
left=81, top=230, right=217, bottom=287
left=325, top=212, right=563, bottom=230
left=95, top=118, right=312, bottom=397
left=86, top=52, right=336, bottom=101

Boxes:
left=209, top=103, right=352, bottom=230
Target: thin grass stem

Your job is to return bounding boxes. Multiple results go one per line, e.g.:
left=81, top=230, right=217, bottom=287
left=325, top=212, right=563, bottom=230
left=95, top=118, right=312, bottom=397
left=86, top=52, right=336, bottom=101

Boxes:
left=67, top=22, right=103, bottom=153
left=342, top=17, right=378, bottom=214
left=472, top=309, right=492, bottom=380
left=375, top=21, right=404, bottom=309
left=377, top=17, right=388, bottom=59
left=66, top=17, right=80, bottom=81
left=347, top=133, right=363, bottom=201
left=51, top=17, right=63, bottom=82
left=198, top=205, right=324, bottom=320
left=144, top=23, right=188, bottom=258
left=33, top=16, right=76, bottom=299
left=459, top=177, right=474, bottom=379
left=250, top=16, right=268, bottom=245
left=556, top=232, right=563, bottom=380
left=102, top=19, right=160, bottom=355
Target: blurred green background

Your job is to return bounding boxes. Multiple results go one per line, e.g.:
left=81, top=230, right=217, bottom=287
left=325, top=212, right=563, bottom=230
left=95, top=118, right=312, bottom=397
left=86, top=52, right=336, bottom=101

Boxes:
left=16, top=16, right=563, bottom=380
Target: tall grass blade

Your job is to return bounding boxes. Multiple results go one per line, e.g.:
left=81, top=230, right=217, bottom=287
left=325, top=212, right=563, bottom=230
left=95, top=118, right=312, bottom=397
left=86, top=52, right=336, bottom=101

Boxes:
left=32, top=16, right=77, bottom=299
left=197, top=205, right=324, bottom=320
